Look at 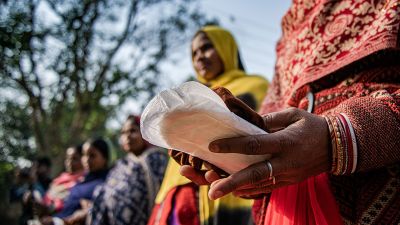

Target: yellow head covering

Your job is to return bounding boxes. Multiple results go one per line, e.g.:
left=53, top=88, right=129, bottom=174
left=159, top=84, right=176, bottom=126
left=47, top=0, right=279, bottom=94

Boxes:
left=194, top=25, right=268, bottom=110
left=194, top=25, right=239, bottom=80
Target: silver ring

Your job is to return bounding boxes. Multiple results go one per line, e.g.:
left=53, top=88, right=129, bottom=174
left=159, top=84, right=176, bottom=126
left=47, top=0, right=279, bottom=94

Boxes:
left=266, top=161, right=273, bottom=179
left=266, top=161, right=276, bottom=185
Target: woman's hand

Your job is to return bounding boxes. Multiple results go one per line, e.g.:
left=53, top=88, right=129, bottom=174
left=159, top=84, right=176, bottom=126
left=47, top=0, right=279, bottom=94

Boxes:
left=207, top=107, right=331, bottom=200
left=180, top=164, right=222, bottom=185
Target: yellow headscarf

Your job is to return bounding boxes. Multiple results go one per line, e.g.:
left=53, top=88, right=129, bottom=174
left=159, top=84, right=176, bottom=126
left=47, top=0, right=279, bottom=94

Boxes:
left=195, top=25, right=268, bottom=110
left=195, top=25, right=239, bottom=76
left=155, top=25, right=269, bottom=225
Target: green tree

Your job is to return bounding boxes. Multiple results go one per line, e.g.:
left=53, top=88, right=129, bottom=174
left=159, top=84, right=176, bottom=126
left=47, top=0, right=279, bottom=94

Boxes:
left=0, top=0, right=214, bottom=163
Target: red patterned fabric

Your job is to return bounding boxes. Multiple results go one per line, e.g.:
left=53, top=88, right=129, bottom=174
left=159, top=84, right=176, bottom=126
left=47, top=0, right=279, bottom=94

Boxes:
left=263, top=0, right=400, bottom=112
left=256, top=0, right=400, bottom=224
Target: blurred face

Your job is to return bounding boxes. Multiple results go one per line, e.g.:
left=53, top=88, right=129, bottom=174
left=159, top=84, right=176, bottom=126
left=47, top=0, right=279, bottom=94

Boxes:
left=82, top=144, right=107, bottom=173
left=191, top=32, right=224, bottom=81
left=64, top=147, right=83, bottom=173
left=36, top=165, right=48, bottom=178
left=120, top=120, right=145, bottom=155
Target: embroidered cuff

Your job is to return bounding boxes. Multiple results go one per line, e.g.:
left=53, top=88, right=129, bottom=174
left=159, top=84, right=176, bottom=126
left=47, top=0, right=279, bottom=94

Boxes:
left=324, top=113, right=358, bottom=175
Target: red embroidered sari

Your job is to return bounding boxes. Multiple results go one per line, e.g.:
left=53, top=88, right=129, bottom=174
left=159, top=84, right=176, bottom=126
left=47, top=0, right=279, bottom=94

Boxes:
left=255, top=0, right=400, bottom=224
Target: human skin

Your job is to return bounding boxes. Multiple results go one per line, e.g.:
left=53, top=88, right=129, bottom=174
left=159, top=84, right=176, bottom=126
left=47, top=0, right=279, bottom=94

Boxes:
left=81, top=144, right=107, bottom=173
left=120, top=120, right=146, bottom=156
left=65, top=147, right=83, bottom=174
left=191, top=32, right=224, bottom=81
left=180, top=107, right=331, bottom=200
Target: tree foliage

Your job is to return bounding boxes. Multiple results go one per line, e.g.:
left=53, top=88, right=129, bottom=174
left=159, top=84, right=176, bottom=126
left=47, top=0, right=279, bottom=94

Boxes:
left=0, top=0, right=213, bottom=163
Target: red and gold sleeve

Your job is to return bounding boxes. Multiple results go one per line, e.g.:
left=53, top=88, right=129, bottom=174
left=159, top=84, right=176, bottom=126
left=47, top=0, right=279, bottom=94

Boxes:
left=326, top=88, right=400, bottom=174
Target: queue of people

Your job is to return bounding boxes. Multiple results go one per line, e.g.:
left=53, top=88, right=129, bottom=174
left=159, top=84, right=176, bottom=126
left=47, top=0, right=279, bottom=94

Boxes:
left=9, top=1, right=400, bottom=224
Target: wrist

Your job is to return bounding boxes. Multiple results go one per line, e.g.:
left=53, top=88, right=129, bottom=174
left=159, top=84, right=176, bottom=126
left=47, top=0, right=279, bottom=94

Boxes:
left=324, top=113, right=358, bottom=175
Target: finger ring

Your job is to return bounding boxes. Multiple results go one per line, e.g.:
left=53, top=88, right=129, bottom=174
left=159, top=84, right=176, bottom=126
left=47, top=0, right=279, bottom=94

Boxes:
left=266, top=161, right=276, bottom=185
left=266, top=161, right=273, bottom=179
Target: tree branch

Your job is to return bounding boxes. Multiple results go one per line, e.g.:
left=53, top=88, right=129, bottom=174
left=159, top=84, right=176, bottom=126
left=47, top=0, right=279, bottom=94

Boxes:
left=69, top=1, right=102, bottom=105
left=28, top=0, right=45, bottom=117
left=45, top=0, right=67, bottom=22
left=93, top=0, right=139, bottom=96
left=8, top=65, right=49, bottom=154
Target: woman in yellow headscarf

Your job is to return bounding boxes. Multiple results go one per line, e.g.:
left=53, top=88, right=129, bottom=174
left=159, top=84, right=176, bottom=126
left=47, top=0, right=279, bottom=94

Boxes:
left=148, top=25, right=269, bottom=225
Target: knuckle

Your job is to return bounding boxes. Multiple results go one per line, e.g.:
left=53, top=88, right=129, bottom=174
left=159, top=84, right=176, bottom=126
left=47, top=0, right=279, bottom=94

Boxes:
left=287, top=107, right=298, bottom=115
left=287, top=107, right=304, bottom=121
left=263, top=114, right=273, bottom=129
left=227, top=179, right=239, bottom=191
left=249, top=168, right=265, bottom=184
left=245, top=136, right=262, bottom=154
left=228, top=175, right=240, bottom=190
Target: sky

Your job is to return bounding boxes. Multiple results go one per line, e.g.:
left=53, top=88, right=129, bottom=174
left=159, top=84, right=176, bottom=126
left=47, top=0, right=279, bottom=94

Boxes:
left=119, top=0, right=292, bottom=118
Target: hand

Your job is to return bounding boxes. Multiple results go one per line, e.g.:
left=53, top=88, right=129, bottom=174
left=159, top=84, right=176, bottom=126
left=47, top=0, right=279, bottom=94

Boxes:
left=179, top=86, right=265, bottom=186
left=172, top=149, right=221, bottom=185
left=79, top=199, right=92, bottom=209
left=179, top=165, right=222, bottom=185
left=40, top=216, right=54, bottom=225
left=207, top=108, right=331, bottom=200
left=63, top=208, right=89, bottom=225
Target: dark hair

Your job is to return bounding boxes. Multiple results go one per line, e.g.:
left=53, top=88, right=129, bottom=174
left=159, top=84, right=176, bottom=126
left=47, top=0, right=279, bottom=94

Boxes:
left=18, top=167, right=31, bottom=179
left=75, top=144, right=83, bottom=155
left=67, top=144, right=83, bottom=155
left=85, top=138, right=109, bottom=160
left=126, top=115, right=140, bottom=126
left=192, top=30, right=206, bottom=41
left=237, top=50, right=246, bottom=71
left=36, top=156, right=52, bottom=168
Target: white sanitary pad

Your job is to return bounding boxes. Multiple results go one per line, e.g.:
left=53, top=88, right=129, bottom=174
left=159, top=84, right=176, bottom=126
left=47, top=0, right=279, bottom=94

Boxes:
left=140, top=81, right=269, bottom=174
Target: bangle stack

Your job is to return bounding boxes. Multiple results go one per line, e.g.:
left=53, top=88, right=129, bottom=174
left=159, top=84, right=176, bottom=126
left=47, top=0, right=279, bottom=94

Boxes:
left=324, top=113, right=358, bottom=175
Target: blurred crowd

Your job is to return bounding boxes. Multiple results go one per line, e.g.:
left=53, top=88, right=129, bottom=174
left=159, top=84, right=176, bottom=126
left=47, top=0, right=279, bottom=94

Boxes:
left=9, top=115, right=168, bottom=225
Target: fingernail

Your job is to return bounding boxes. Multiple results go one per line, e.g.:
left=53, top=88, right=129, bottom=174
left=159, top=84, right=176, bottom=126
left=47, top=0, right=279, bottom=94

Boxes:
left=211, top=190, right=223, bottom=200
left=209, top=143, right=220, bottom=152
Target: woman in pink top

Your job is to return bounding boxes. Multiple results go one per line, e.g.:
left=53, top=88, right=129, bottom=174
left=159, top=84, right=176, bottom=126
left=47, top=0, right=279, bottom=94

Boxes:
left=43, top=145, right=84, bottom=213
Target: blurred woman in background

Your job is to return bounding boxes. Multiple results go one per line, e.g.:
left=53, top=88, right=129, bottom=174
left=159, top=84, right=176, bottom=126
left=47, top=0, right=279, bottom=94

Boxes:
left=42, top=138, right=109, bottom=225
left=42, top=145, right=84, bottom=214
left=90, top=115, right=168, bottom=225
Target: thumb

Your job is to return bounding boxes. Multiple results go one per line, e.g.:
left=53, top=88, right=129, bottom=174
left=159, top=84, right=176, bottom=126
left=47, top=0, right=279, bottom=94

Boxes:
left=262, top=108, right=303, bottom=132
